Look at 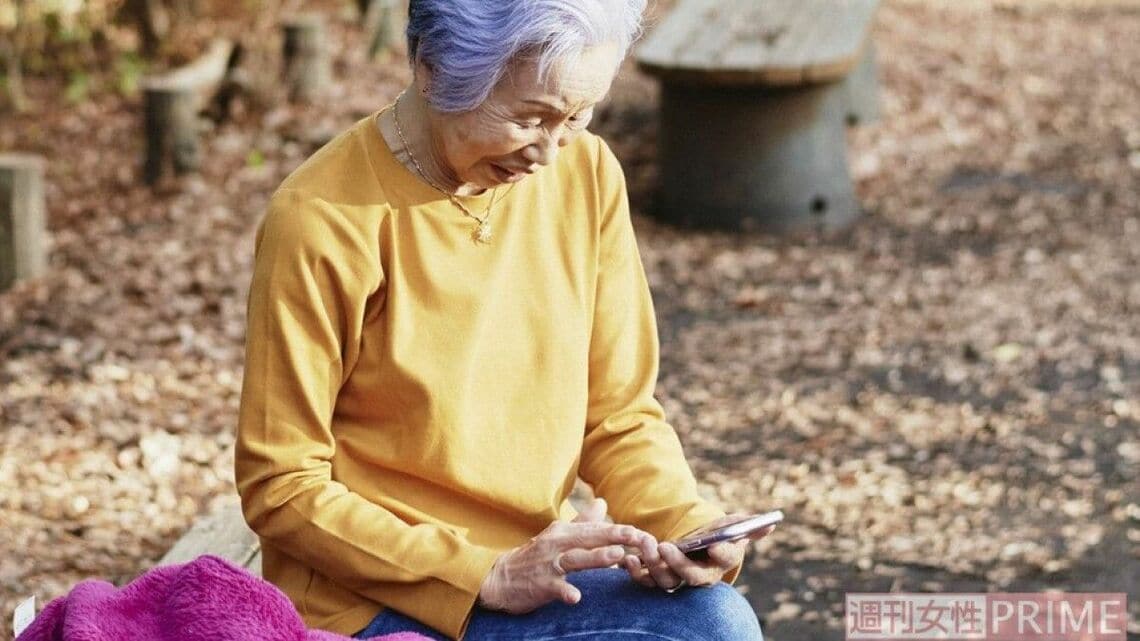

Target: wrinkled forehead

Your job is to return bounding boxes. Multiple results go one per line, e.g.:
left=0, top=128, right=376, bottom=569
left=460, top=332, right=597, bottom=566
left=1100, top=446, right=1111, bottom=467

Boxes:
left=495, top=43, right=622, bottom=113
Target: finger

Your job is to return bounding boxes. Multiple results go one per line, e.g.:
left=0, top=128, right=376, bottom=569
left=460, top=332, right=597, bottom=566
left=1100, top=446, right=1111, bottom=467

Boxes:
left=706, top=539, right=746, bottom=570
left=619, top=535, right=660, bottom=564
left=633, top=531, right=660, bottom=564
left=641, top=540, right=681, bottom=588
left=558, top=545, right=626, bottom=573
left=559, top=522, right=648, bottom=549
left=623, top=554, right=656, bottom=588
left=572, top=497, right=608, bottom=523
left=658, top=542, right=716, bottom=586
left=556, top=581, right=582, bottom=606
left=645, top=552, right=682, bottom=589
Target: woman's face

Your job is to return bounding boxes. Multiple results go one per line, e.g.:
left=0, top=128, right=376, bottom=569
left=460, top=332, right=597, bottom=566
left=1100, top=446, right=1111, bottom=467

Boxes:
left=422, top=43, right=621, bottom=191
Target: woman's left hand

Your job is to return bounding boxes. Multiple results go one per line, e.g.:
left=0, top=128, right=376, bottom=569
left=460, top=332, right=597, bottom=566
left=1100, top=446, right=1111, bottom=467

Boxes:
left=621, top=514, right=774, bottom=592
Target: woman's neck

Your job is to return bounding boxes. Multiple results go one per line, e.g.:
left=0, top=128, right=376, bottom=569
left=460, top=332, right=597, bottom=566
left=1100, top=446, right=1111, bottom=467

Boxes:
left=391, top=90, right=485, bottom=197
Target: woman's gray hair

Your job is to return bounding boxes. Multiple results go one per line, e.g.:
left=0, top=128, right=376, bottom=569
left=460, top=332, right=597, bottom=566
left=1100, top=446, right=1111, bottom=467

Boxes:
left=407, top=0, right=648, bottom=113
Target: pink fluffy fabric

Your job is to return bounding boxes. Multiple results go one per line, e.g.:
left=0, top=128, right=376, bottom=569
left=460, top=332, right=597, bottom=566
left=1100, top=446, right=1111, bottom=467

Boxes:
left=16, top=555, right=429, bottom=641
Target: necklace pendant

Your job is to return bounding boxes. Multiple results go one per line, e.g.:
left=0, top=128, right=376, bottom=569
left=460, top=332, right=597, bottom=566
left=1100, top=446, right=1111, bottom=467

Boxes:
left=474, top=220, right=493, bottom=244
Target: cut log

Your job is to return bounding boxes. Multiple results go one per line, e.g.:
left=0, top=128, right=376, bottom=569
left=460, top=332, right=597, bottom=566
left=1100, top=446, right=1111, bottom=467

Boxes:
left=362, top=0, right=405, bottom=60
left=1, top=0, right=35, bottom=113
left=0, top=28, right=29, bottom=112
left=0, top=154, right=47, bottom=292
left=121, top=0, right=171, bottom=58
left=141, top=39, right=235, bottom=185
left=283, top=14, right=331, bottom=103
left=142, top=87, right=200, bottom=184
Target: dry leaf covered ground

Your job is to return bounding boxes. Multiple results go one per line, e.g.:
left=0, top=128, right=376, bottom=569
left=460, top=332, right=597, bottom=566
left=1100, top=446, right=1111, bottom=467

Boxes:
left=1, top=2, right=1138, bottom=639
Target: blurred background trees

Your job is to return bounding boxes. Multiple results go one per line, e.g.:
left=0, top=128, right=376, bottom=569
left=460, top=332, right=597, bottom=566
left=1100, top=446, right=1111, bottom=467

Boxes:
left=0, top=0, right=298, bottom=112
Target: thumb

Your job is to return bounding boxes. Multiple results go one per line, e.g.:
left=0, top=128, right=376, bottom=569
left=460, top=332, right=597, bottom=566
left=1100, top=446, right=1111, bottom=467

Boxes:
left=572, top=498, right=607, bottom=523
left=558, top=581, right=583, bottom=605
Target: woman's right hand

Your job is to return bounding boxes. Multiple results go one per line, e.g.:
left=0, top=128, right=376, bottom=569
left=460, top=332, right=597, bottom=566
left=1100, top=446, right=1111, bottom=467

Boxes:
left=477, top=499, right=657, bottom=613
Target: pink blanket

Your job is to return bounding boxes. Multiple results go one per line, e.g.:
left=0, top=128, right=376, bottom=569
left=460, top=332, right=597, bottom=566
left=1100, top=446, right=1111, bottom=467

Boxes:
left=16, top=555, right=429, bottom=641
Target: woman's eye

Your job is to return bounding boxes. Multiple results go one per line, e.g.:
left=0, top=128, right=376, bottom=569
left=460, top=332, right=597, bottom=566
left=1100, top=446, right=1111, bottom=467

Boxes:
left=516, top=118, right=543, bottom=128
left=568, top=111, right=591, bottom=127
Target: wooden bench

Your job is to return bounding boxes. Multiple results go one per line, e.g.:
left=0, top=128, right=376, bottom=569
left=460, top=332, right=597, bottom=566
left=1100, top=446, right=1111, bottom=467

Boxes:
left=160, top=501, right=261, bottom=574
left=636, top=0, right=882, bottom=232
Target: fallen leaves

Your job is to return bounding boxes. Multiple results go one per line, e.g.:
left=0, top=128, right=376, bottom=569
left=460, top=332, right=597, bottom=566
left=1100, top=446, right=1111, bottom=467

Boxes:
left=2, top=1, right=1140, bottom=639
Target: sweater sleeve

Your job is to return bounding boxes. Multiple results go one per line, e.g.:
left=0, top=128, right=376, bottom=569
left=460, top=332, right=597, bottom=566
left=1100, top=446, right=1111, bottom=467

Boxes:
left=235, top=189, right=500, bottom=640
left=578, top=139, right=737, bottom=573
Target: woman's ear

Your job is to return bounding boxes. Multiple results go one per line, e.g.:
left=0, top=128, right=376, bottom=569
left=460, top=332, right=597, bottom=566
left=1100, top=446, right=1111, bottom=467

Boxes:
left=413, top=60, right=434, bottom=98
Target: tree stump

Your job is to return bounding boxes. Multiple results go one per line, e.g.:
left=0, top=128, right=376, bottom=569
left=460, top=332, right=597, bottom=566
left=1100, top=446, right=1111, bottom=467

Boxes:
left=141, top=39, right=234, bottom=185
left=0, top=26, right=30, bottom=112
left=143, top=85, right=200, bottom=184
left=283, top=14, right=331, bottom=103
left=362, top=0, right=405, bottom=60
left=0, top=154, right=47, bottom=292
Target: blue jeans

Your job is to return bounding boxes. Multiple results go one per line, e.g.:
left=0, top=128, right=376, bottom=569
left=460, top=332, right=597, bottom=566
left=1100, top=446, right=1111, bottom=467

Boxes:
left=353, top=568, right=762, bottom=641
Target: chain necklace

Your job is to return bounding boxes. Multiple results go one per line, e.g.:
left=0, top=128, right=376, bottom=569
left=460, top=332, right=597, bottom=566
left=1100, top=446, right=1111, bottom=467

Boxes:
left=391, top=92, right=500, bottom=244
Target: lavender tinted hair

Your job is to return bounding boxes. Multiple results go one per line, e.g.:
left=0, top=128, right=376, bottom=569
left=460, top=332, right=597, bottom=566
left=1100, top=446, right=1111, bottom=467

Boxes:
left=407, top=0, right=647, bottom=113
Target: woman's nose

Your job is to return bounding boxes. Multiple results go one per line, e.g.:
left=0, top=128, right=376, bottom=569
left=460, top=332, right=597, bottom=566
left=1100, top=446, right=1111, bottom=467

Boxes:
left=524, top=138, right=556, bottom=167
left=525, top=126, right=569, bottom=166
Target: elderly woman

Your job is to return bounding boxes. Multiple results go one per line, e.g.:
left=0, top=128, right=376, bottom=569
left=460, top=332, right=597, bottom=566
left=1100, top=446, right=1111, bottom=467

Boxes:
left=235, top=1, right=771, bottom=640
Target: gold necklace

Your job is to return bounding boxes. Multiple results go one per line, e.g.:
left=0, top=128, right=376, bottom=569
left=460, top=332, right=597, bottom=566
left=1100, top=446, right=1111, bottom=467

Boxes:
left=391, top=92, right=499, bottom=244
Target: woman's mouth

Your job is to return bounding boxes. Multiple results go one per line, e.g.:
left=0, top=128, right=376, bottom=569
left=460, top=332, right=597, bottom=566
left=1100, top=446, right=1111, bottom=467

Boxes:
left=491, top=163, right=529, bottom=183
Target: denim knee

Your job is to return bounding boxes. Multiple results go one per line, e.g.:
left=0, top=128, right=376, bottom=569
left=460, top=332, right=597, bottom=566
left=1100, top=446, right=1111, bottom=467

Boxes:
left=686, top=583, right=764, bottom=641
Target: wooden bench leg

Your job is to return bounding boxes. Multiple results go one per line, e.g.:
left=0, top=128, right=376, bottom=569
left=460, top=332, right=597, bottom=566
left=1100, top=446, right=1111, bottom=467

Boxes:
left=0, top=154, right=47, bottom=291
left=654, top=81, right=860, bottom=233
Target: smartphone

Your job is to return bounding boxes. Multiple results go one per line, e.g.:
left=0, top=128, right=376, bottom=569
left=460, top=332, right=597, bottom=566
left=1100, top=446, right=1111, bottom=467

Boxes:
left=672, top=510, right=784, bottom=559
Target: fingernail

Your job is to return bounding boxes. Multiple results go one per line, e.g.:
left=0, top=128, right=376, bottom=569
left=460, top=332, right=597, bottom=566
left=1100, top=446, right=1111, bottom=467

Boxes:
left=644, top=536, right=659, bottom=553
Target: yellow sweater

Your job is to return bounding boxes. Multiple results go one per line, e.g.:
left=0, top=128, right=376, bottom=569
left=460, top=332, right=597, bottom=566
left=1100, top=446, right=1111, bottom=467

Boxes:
left=235, top=111, right=727, bottom=640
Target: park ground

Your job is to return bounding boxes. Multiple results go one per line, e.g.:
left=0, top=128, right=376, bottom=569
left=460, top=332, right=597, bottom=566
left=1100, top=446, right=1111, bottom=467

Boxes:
left=1, top=1, right=1138, bottom=639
